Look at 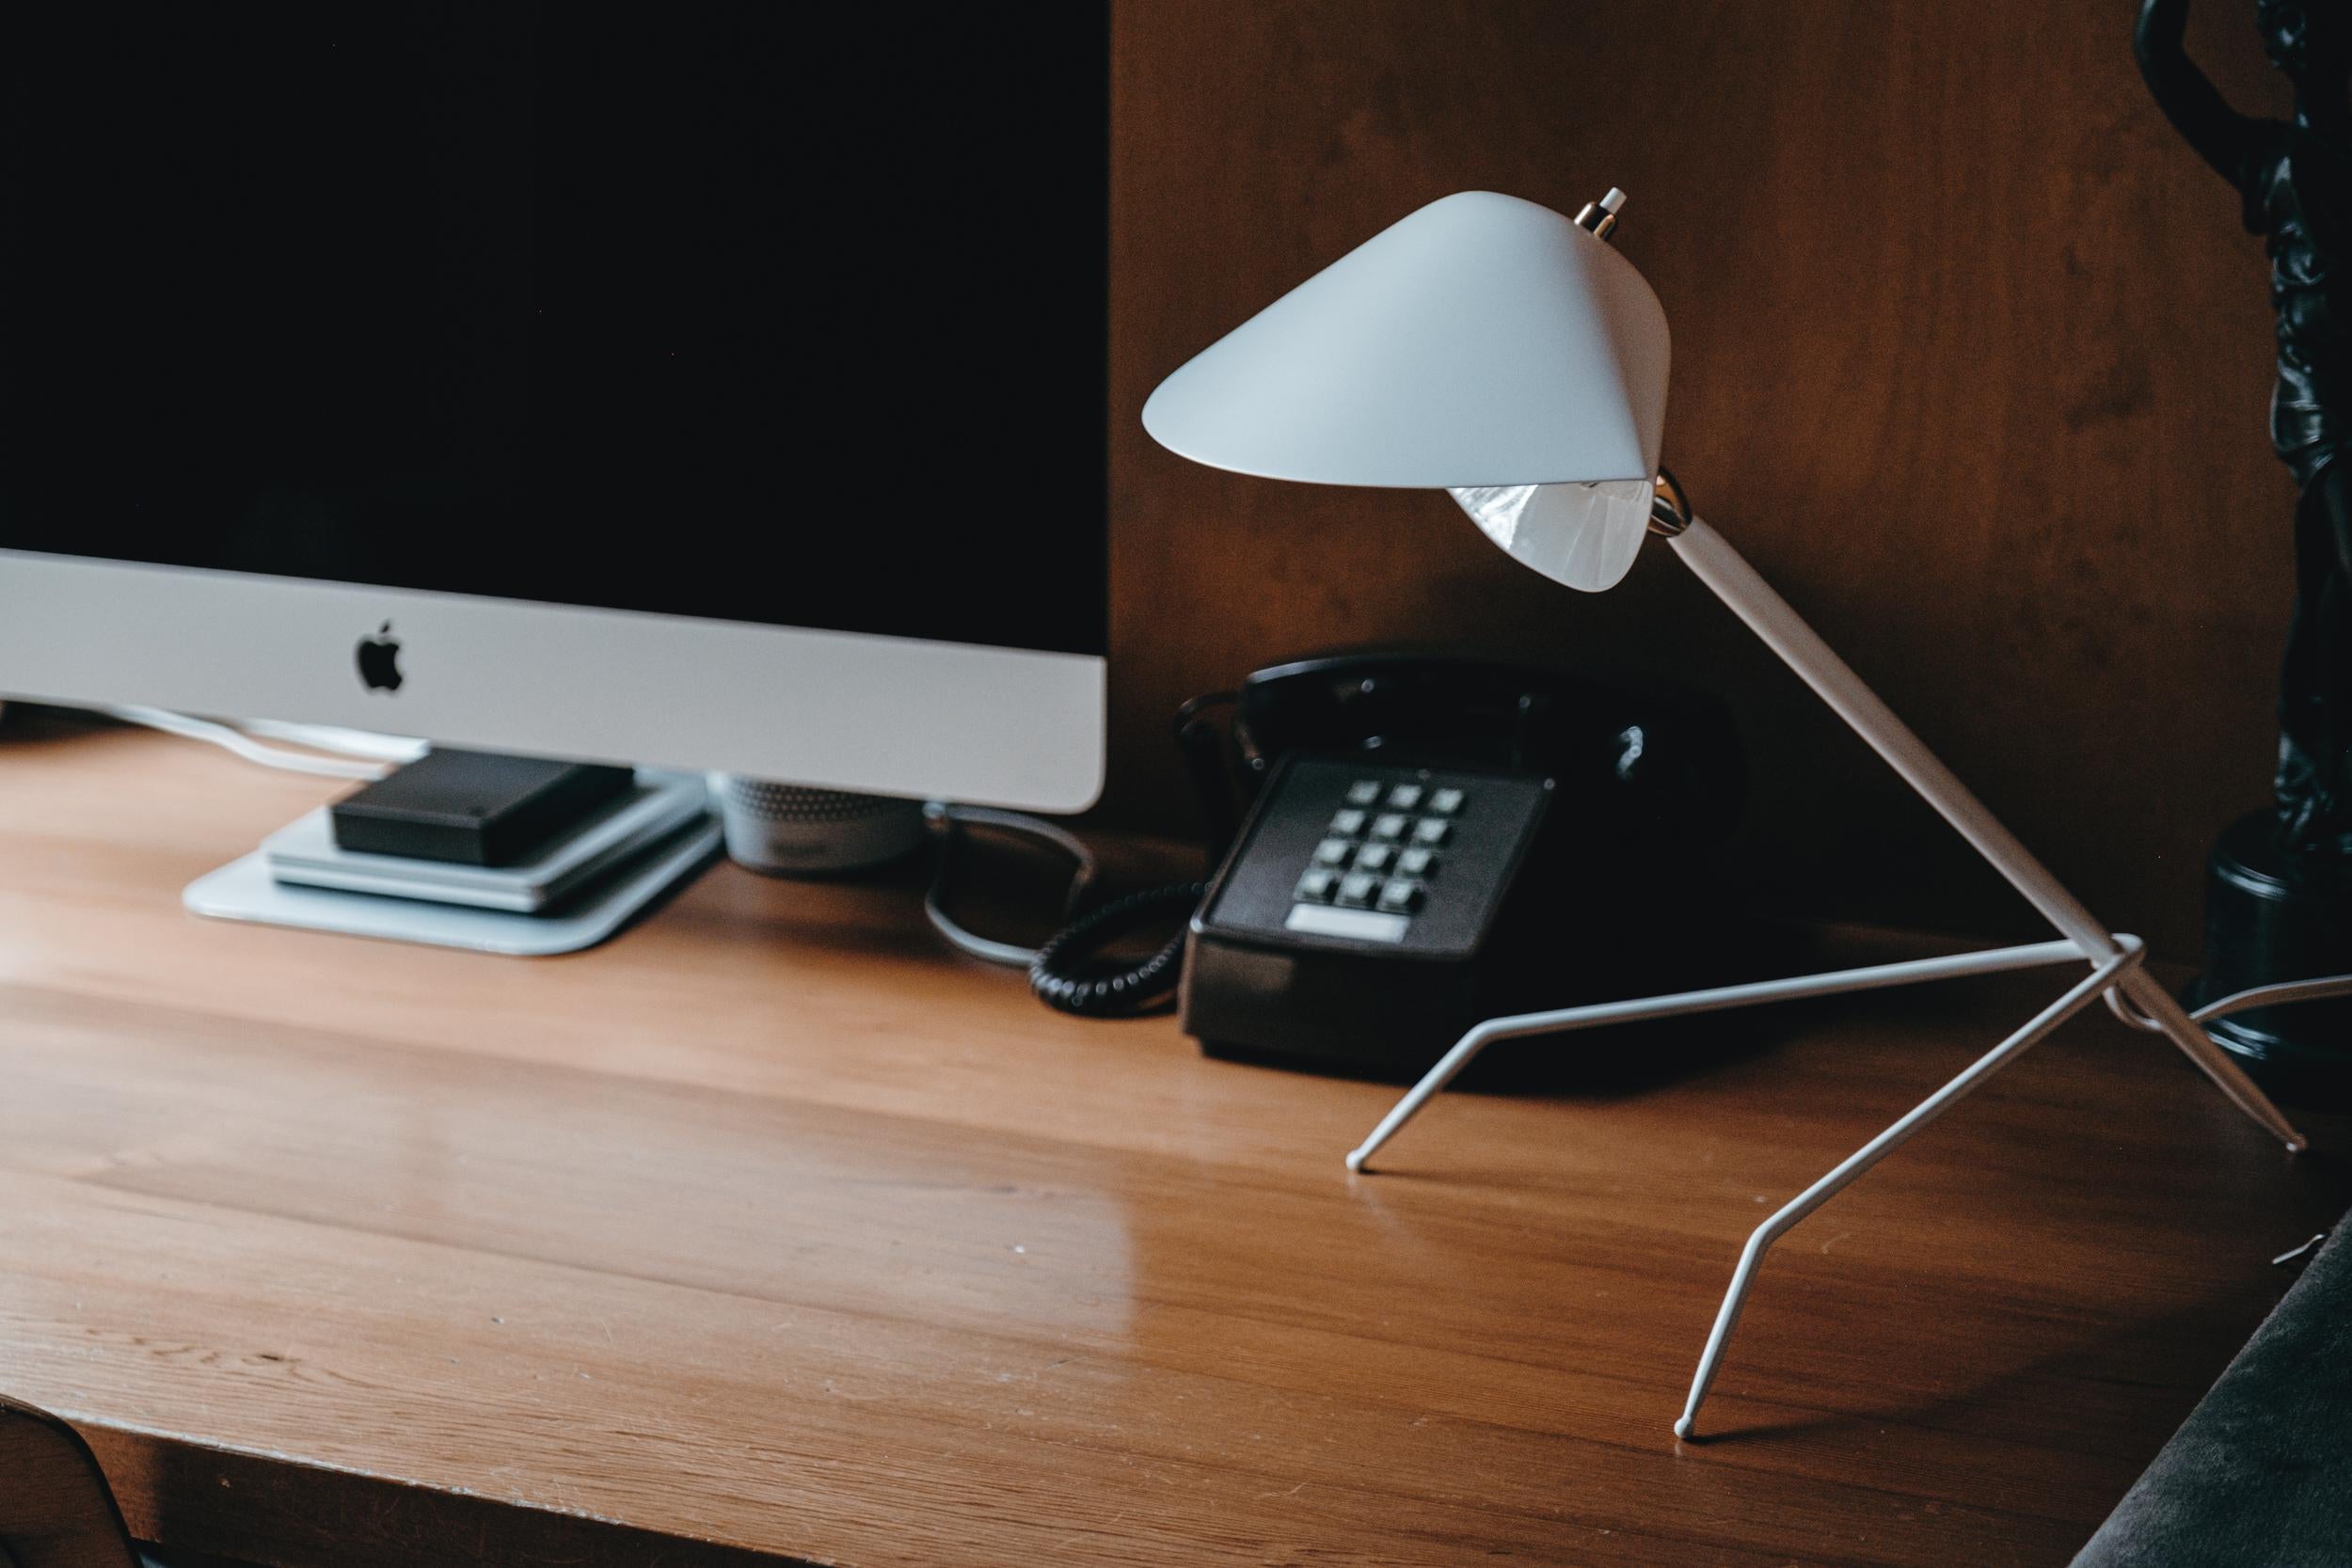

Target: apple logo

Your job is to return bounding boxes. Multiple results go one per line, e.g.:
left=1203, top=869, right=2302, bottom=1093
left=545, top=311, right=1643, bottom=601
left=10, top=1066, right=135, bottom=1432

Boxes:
left=356, top=621, right=405, bottom=692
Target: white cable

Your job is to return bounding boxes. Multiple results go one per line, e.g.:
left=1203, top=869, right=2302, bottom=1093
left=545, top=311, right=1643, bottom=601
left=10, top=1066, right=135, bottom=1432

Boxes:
left=921, top=801, right=1097, bottom=967
left=101, top=705, right=394, bottom=781
left=238, top=719, right=427, bottom=763
left=2104, top=968, right=2352, bottom=1032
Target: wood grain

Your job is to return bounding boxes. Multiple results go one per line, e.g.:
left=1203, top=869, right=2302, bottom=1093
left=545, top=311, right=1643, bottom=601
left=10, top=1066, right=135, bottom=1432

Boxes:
left=1104, top=0, right=2299, bottom=958
left=0, top=711, right=2345, bottom=1565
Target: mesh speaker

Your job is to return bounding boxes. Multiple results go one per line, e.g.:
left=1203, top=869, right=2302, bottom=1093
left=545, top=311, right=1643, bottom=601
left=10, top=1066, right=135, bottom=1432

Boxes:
left=709, top=774, right=928, bottom=876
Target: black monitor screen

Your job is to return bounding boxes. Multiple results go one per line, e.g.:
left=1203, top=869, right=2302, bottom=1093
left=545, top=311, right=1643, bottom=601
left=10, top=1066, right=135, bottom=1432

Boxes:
left=0, top=5, right=1108, bottom=657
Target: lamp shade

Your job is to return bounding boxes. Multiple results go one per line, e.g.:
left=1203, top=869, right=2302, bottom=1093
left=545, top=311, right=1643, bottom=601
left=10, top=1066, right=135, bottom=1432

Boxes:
left=1140, top=190, right=1670, bottom=492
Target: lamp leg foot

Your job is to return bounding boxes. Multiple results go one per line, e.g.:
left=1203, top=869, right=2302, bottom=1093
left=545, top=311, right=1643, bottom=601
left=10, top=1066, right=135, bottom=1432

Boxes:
left=1671, top=953, right=2131, bottom=1440
left=2117, top=967, right=2307, bottom=1151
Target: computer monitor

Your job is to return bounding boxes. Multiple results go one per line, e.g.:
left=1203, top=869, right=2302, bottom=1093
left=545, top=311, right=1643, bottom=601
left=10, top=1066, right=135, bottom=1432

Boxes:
left=0, top=5, right=1107, bottom=813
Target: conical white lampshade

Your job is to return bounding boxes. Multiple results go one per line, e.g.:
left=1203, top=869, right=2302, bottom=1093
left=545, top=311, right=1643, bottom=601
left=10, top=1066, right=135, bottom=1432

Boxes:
left=1140, top=190, right=1670, bottom=492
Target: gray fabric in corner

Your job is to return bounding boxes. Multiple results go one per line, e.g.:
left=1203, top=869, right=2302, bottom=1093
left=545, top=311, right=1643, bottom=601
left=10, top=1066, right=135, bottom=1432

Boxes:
left=2071, top=1222, right=2352, bottom=1567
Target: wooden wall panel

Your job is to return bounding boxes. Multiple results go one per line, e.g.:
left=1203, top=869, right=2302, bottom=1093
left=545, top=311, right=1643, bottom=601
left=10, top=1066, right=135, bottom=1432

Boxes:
left=1104, top=0, right=2297, bottom=958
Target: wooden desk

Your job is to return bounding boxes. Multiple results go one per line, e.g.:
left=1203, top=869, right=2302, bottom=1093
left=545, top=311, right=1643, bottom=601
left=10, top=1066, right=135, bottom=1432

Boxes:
left=0, top=712, right=2344, bottom=1567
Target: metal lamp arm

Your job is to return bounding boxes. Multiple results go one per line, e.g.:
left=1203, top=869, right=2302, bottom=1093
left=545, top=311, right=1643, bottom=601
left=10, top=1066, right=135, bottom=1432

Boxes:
left=1660, top=514, right=2306, bottom=1152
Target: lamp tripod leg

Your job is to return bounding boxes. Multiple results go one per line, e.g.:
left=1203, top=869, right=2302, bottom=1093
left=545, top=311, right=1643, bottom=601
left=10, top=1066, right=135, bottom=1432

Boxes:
left=1673, top=946, right=2142, bottom=1440
left=2113, top=967, right=2308, bottom=1152
left=1663, top=517, right=2305, bottom=1153
left=1344, top=938, right=2096, bottom=1174
left=1347, top=1023, right=1495, bottom=1174
left=1653, top=515, right=2308, bottom=1437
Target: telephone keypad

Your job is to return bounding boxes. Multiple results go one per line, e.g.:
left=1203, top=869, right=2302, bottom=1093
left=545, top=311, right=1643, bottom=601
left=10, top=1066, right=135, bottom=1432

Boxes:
left=1317, top=777, right=1467, bottom=921
left=1210, top=759, right=1544, bottom=956
left=1196, top=757, right=1561, bottom=1069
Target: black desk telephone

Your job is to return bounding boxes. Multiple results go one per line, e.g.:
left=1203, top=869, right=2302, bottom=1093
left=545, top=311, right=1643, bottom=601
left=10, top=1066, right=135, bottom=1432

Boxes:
left=1037, top=652, right=1741, bottom=1075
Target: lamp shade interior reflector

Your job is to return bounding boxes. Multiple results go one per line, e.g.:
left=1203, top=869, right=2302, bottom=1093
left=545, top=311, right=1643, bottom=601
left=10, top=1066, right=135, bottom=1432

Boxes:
left=1448, top=478, right=1655, bottom=593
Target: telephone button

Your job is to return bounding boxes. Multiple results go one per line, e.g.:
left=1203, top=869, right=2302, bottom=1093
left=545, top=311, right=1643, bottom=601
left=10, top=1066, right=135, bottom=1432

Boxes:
left=1396, top=846, right=1437, bottom=879
left=1354, top=843, right=1395, bottom=874
left=1344, top=780, right=1383, bottom=806
left=1311, top=838, right=1355, bottom=867
left=1409, top=818, right=1451, bottom=847
left=1284, top=904, right=1409, bottom=943
left=1328, top=808, right=1368, bottom=837
left=1375, top=879, right=1425, bottom=913
left=1428, top=787, right=1466, bottom=815
left=1370, top=814, right=1410, bottom=842
left=1294, top=868, right=1340, bottom=904
left=1336, top=871, right=1380, bottom=908
left=1386, top=784, right=1424, bottom=811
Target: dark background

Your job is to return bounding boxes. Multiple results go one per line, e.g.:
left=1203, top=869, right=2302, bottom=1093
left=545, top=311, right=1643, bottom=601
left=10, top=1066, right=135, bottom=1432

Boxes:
left=1107, top=0, right=2304, bottom=959
left=0, top=4, right=1108, bottom=655
left=0, top=2, right=2309, bottom=958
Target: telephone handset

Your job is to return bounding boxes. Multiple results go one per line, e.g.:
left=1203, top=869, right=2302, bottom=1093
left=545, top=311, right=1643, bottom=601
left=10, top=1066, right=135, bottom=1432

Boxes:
left=1171, top=652, right=1743, bottom=1072
left=1207, top=652, right=1740, bottom=832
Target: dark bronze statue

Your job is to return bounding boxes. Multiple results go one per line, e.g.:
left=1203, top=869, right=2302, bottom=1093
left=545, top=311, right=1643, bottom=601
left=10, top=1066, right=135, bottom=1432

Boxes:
left=2138, top=0, right=2352, bottom=1099
left=2138, top=0, right=2350, bottom=848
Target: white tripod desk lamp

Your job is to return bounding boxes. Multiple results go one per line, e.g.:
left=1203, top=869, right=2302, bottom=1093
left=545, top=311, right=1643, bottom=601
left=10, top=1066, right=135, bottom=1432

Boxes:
left=1142, top=188, right=2347, bottom=1441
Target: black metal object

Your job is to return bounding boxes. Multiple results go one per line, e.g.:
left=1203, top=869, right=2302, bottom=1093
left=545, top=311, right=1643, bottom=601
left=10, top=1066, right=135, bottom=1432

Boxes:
left=2140, top=0, right=2352, bottom=1088
left=2195, top=811, right=2352, bottom=1106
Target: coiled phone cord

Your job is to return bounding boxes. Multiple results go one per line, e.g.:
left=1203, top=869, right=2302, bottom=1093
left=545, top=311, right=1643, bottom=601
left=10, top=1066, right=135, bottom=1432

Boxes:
left=922, top=805, right=1209, bottom=1018
left=923, top=690, right=1238, bottom=1016
left=1025, top=879, right=1209, bottom=1017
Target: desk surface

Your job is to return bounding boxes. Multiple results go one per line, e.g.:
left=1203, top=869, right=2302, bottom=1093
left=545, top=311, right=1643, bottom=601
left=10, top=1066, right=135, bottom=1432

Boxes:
left=0, top=712, right=2344, bottom=1567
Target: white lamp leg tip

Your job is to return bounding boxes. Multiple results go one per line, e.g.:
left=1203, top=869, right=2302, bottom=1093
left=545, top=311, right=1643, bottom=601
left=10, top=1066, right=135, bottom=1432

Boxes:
left=1673, top=1416, right=1694, bottom=1441
left=1344, top=1148, right=1369, bottom=1174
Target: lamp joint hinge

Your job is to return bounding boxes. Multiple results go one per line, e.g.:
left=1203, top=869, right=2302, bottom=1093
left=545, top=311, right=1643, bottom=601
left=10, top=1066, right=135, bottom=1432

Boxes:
left=1575, top=187, right=1628, bottom=243
left=1647, top=469, right=1691, bottom=536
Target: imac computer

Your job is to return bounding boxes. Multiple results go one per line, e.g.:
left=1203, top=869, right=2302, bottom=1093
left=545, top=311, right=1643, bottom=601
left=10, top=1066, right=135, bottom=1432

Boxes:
left=0, top=8, right=1108, bottom=818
